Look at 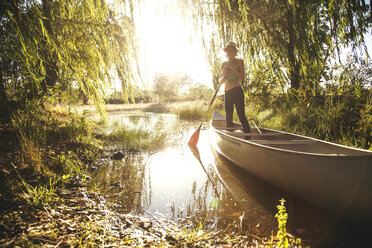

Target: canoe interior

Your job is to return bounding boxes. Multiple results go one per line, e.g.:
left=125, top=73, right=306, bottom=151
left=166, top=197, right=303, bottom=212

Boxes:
left=212, top=113, right=372, bottom=156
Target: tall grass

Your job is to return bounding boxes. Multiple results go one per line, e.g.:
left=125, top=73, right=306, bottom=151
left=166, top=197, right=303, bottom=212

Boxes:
left=105, top=120, right=166, bottom=151
left=7, top=100, right=104, bottom=209
left=11, top=102, right=46, bottom=171
left=177, top=107, right=205, bottom=121
left=11, top=102, right=98, bottom=171
left=199, top=89, right=371, bottom=150
left=175, top=99, right=222, bottom=121
left=244, top=90, right=372, bottom=150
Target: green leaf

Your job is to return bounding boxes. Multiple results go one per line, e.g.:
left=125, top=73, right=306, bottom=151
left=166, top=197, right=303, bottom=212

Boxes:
left=62, top=174, right=71, bottom=180
left=40, top=18, right=46, bottom=37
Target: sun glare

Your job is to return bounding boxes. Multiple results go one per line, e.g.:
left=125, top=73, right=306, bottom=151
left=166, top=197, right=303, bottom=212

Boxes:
left=135, top=0, right=212, bottom=87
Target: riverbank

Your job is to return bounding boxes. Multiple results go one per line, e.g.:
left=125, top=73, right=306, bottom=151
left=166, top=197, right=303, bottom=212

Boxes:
left=1, top=183, right=256, bottom=247
left=70, top=101, right=205, bottom=114
left=0, top=104, right=298, bottom=247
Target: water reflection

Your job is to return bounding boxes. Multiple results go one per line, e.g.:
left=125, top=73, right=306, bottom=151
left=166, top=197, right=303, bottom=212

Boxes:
left=90, top=111, right=371, bottom=248
left=92, top=153, right=151, bottom=214
left=91, top=112, right=219, bottom=220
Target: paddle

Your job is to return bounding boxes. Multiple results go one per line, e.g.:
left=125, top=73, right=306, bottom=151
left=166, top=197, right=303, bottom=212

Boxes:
left=188, top=84, right=221, bottom=146
left=249, top=118, right=262, bottom=134
left=188, top=145, right=221, bottom=197
left=249, top=117, right=274, bottom=146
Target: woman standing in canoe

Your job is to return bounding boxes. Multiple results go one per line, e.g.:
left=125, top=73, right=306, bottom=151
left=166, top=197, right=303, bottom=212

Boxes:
left=220, top=42, right=251, bottom=133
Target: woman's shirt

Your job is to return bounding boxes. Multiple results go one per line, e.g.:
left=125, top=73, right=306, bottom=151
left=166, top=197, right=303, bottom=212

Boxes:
left=221, top=58, right=243, bottom=91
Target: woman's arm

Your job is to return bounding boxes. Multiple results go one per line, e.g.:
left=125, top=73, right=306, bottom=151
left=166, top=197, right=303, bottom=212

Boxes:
left=220, top=62, right=228, bottom=84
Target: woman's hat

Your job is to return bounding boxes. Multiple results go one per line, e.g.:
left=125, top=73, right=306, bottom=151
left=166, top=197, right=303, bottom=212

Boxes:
left=224, top=41, right=238, bottom=51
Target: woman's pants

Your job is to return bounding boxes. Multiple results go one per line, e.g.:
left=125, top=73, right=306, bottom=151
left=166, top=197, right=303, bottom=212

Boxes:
left=224, top=86, right=251, bottom=132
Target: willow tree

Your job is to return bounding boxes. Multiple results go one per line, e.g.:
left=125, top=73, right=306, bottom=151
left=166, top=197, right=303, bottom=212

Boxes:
left=1, top=0, right=139, bottom=114
left=194, top=0, right=370, bottom=92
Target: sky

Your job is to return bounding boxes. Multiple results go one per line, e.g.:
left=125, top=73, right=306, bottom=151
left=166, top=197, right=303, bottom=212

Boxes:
left=134, top=0, right=212, bottom=88
left=365, top=32, right=372, bottom=54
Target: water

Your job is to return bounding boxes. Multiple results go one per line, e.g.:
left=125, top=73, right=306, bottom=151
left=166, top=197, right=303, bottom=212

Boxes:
left=89, top=111, right=371, bottom=248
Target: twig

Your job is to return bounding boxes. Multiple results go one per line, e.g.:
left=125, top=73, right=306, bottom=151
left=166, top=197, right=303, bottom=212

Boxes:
left=0, top=236, right=16, bottom=248
left=54, top=239, right=64, bottom=248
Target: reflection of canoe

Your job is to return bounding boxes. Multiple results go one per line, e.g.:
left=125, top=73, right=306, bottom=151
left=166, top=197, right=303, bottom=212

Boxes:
left=210, top=111, right=372, bottom=220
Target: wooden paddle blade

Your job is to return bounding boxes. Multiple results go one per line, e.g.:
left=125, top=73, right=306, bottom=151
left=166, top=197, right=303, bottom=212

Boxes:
left=188, top=125, right=202, bottom=146
left=188, top=144, right=202, bottom=162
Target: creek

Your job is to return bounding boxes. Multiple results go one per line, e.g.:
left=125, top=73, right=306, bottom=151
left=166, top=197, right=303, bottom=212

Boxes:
left=89, top=111, right=371, bottom=248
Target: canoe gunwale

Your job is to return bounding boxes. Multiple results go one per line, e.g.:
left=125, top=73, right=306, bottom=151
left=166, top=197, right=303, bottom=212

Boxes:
left=211, top=112, right=372, bottom=158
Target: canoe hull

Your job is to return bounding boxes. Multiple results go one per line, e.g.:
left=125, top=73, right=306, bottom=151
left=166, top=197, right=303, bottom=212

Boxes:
left=210, top=112, right=372, bottom=220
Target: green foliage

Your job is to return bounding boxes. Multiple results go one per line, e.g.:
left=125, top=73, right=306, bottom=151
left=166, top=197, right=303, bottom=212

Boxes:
left=8, top=102, right=103, bottom=211
left=106, top=86, right=153, bottom=104
left=21, top=177, right=59, bottom=207
left=153, top=72, right=193, bottom=102
left=358, top=97, right=372, bottom=150
left=11, top=101, right=48, bottom=170
left=174, top=225, right=214, bottom=247
left=265, top=199, right=301, bottom=248
left=10, top=100, right=99, bottom=171
left=11, top=158, right=60, bottom=207
left=196, top=0, right=369, bottom=91
left=274, top=199, right=289, bottom=248
left=1, top=0, right=139, bottom=113
left=177, top=107, right=204, bottom=121
left=242, top=56, right=372, bottom=150
left=245, top=90, right=372, bottom=150
left=182, top=83, right=215, bottom=101
left=51, top=151, right=88, bottom=180
left=106, top=91, right=125, bottom=104
left=104, top=120, right=166, bottom=151
left=60, top=113, right=95, bottom=143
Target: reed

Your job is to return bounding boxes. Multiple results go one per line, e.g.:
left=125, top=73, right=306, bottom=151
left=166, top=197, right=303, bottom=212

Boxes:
left=177, top=107, right=204, bottom=120
left=244, top=91, right=372, bottom=150
left=104, top=121, right=166, bottom=151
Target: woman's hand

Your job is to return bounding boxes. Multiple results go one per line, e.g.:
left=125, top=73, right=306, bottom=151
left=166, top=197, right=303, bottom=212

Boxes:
left=224, top=63, right=233, bottom=70
left=222, top=65, right=230, bottom=76
left=220, top=76, right=226, bottom=84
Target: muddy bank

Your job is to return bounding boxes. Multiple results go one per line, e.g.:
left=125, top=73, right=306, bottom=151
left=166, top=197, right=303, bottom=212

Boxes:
left=0, top=150, right=260, bottom=247
left=1, top=185, right=255, bottom=247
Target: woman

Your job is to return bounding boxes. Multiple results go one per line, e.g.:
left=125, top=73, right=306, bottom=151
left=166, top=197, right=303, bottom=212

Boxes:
left=220, top=42, right=251, bottom=133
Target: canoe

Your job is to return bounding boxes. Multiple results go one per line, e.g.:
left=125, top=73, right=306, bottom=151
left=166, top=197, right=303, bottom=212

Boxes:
left=209, top=111, right=372, bottom=220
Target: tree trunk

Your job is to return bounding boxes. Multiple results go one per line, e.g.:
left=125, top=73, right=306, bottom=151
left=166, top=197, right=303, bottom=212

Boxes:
left=41, top=0, right=58, bottom=94
left=0, top=59, right=11, bottom=121
left=0, top=61, right=7, bottom=103
left=80, top=81, right=89, bottom=105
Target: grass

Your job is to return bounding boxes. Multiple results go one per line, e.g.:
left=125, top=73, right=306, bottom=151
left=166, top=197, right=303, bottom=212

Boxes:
left=1, top=101, right=104, bottom=214
left=177, top=107, right=205, bottom=120
left=174, top=99, right=222, bottom=121
left=241, top=92, right=372, bottom=150
left=21, top=180, right=58, bottom=207
left=103, top=120, right=166, bottom=151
